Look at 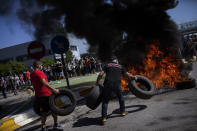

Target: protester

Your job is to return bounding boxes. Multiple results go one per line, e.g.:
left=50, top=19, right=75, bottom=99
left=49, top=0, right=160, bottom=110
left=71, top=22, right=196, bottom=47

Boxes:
left=0, top=77, right=7, bottom=98
left=31, top=61, right=61, bottom=131
left=96, top=56, right=137, bottom=125
left=182, top=34, right=197, bottom=58
left=26, top=70, right=31, bottom=86
left=10, top=75, right=18, bottom=95
left=19, top=74, right=25, bottom=87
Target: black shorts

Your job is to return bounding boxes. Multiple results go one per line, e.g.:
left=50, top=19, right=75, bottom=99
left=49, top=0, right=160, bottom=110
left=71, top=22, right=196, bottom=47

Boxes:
left=35, top=96, right=50, bottom=113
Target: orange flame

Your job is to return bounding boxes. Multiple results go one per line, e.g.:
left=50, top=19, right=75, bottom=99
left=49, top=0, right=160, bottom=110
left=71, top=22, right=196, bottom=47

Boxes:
left=121, top=41, right=186, bottom=90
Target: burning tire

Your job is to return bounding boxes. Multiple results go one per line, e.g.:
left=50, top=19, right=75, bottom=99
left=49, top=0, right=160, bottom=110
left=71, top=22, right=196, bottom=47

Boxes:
left=49, top=89, right=77, bottom=116
left=85, top=85, right=103, bottom=110
left=176, top=78, right=196, bottom=90
left=129, top=75, right=155, bottom=99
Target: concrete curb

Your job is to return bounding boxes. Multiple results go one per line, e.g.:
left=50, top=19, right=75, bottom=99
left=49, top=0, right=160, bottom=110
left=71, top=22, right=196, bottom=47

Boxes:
left=0, top=96, right=36, bottom=131
left=0, top=109, right=40, bottom=131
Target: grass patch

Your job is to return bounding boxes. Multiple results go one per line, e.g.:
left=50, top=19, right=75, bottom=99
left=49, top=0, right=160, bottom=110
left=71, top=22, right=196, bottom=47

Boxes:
left=49, top=74, right=99, bottom=91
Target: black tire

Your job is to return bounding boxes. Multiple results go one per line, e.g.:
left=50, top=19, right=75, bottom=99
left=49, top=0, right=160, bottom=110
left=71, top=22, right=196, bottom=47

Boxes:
left=49, top=89, right=77, bottom=116
left=176, top=78, right=196, bottom=90
left=129, top=75, right=155, bottom=99
left=33, top=97, right=51, bottom=116
left=86, top=85, right=103, bottom=110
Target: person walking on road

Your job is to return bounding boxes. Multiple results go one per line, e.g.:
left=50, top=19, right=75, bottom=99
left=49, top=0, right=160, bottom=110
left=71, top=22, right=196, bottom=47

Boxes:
left=0, top=77, right=7, bottom=98
left=96, top=56, right=137, bottom=125
left=31, top=61, right=61, bottom=131
left=10, top=75, right=18, bottom=95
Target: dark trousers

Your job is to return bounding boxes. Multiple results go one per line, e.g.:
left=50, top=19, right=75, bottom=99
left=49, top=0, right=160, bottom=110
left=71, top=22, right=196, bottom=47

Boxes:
left=0, top=86, right=7, bottom=98
left=102, top=82, right=125, bottom=118
left=2, top=88, right=7, bottom=98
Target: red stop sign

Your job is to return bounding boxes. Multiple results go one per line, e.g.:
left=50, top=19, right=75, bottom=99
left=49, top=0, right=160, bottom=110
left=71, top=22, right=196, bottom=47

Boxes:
left=28, top=41, right=45, bottom=59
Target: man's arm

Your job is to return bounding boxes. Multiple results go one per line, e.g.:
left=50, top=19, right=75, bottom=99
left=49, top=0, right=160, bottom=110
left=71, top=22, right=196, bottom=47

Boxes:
left=40, top=78, right=59, bottom=94
left=96, top=71, right=105, bottom=86
left=125, top=72, right=137, bottom=80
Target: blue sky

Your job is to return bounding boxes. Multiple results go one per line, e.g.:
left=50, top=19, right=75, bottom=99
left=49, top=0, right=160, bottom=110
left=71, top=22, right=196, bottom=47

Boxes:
left=0, top=0, right=197, bottom=50
left=167, top=0, right=197, bottom=24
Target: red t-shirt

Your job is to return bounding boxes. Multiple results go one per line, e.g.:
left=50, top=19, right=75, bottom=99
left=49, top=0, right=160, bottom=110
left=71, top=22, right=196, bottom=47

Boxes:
left=19, top=76, right=24, bottom=82
left=31, top=69, right=52, bottom=97
left=26, top=71, right=31, bottom=80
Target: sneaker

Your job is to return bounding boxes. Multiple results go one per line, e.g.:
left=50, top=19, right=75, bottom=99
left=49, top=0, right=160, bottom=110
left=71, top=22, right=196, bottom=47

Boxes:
left=121, top=112, right=127, bottom=116
left=101, top=118, right=107, bottom=125
left=53, top=123, right=62, bottom=129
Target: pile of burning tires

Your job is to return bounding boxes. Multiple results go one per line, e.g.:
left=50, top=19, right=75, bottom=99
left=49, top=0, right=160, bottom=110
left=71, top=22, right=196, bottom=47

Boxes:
left=82, top=75, right=196, bottom=110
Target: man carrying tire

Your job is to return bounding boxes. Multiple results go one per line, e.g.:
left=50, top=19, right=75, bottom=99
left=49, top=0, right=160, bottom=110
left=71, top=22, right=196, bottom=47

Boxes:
left=31, top=61, right=61, bottom=131
left=96, top=56, right=137, bottom=125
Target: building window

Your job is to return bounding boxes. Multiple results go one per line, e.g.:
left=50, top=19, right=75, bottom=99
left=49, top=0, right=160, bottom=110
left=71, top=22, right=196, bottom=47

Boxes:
left=70, top=46, right=77, bottom=51
left=16, top=55, right=29, bottom=62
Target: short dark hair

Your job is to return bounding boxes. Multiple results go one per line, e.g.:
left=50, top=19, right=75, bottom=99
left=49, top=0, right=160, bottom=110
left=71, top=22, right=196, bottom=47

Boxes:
left=110, top=56, right=118, bottom=61
left=33, top=61, right=43, bottom=68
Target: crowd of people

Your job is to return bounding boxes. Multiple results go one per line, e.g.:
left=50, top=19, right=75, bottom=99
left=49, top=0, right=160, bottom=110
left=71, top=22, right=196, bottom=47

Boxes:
left=43, top=56, right=103, bottom=82
left=0, top=71, right=31, bottom=98
left=0, top=56, right=103, bottom=98
left=182, top=34, right=197, bottom=58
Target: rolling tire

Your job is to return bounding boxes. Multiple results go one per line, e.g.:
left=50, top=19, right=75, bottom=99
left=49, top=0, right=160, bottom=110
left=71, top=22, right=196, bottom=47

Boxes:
left=86, top=85, right=103, bottom=110
left=49, top=89, right=76, bottom=116
left=129, top=75, right=155, bottom=99
left=176, top=78, right=196, bottom=90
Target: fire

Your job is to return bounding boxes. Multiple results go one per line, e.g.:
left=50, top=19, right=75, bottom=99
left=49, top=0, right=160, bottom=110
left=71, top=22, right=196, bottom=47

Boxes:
left=121, top=77, right=129, bottom=92
left=121, top=41, right=186, bottom=90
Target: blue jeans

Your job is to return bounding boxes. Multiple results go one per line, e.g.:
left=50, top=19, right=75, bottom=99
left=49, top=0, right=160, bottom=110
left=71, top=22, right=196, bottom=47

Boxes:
left=102, top=81, right=125, bottom=118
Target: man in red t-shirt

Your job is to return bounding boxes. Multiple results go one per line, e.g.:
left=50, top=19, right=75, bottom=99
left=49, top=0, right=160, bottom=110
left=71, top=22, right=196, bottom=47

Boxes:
left=26, top=70, right=31, bottom=86
left=31, top=61, right=60, bottom=131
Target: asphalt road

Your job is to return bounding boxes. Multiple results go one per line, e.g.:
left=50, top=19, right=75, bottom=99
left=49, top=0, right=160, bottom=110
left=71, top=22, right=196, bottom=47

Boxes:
left=16, top=61, right=197, bottom=131
left=17, top=87, right=197, bottom=131
left=0, top=90, right=33, bottom=119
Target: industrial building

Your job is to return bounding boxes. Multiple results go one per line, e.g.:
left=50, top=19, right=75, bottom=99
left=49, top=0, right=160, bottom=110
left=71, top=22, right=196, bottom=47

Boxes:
left=0, top=34, right=88, bottom=67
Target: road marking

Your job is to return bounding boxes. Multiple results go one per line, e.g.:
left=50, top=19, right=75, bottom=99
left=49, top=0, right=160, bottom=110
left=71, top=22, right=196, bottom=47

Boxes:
left=0, top=104, right=39, bottom=131
left=0, top=118, right=20, bottom=131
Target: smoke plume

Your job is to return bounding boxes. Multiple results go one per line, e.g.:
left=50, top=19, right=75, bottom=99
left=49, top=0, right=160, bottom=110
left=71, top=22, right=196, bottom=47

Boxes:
left=0, top=0, right=14, bottom=16
left=11, top=0, right=182, bottom=65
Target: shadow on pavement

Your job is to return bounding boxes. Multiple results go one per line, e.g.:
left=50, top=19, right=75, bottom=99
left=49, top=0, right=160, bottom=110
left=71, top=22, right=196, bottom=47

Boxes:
left=173, top=102, right=192, bottom=105
left=73, top=117, right=101, bottom=127
left=72, top=105, right=147, bottom=127
left=18, top=125, right=40, bottom=131
left=0, top=100, right=30, bottom=119
left=109, top=105, right=147, bottom=119
left=48, top=128, right=64, bottom=131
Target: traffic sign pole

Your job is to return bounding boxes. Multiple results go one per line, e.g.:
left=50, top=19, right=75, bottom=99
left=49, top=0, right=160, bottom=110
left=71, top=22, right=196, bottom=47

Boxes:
left=61, top=53, right=70, bottom=89
left=51, top=35, right=70, bottom=89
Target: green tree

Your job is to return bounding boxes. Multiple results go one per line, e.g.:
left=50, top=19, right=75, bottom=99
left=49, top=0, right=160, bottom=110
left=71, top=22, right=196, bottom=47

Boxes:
left=65, top=49, right=74, bottom=64
left=5, top=61, right=26, bottom=74
left=0, top=63, right=11, bottom=75
left=41, top=58, right=55, bottom=67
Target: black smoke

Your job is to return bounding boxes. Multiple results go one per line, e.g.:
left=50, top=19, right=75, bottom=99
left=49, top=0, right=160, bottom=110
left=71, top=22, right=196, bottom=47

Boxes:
left=5, top=0, right=182, bottom=65
left=0, top=0, right=14, bottom=16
